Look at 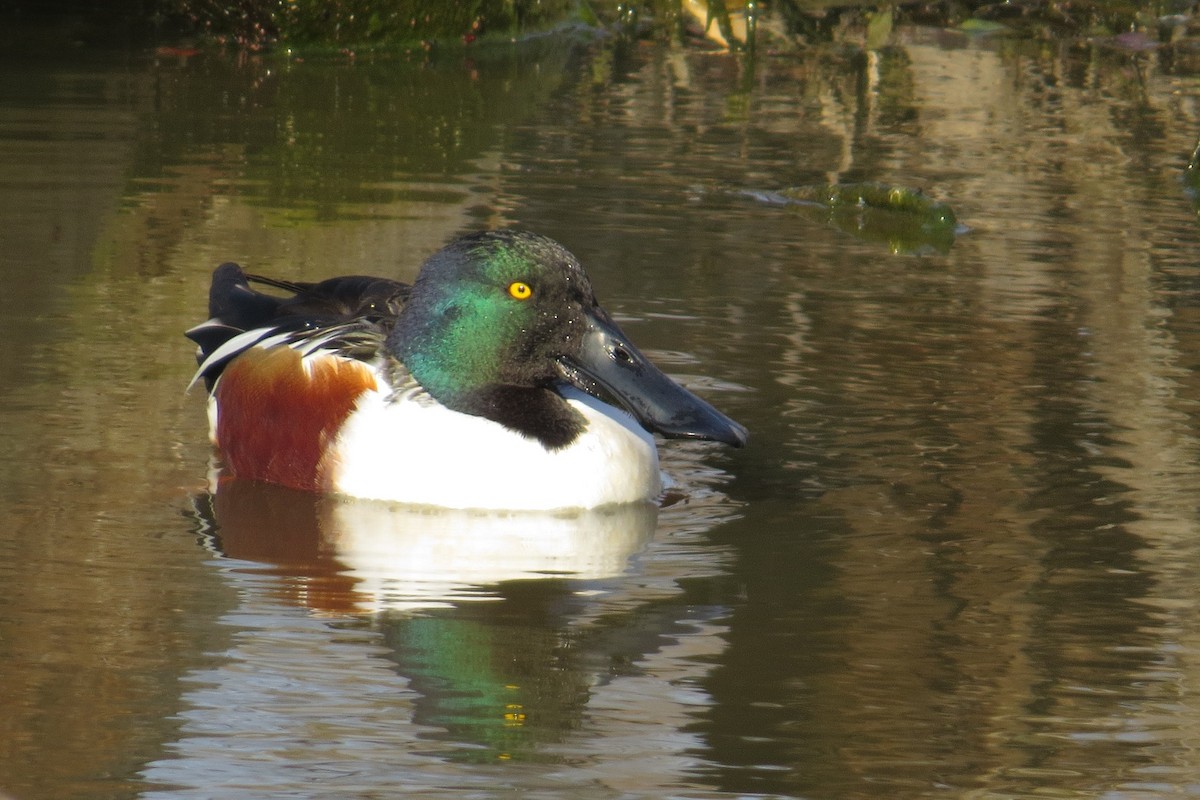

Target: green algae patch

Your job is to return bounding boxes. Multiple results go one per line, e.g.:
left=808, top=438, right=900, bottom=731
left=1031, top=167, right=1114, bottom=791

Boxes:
left=746, top=184, right=962, bottom=255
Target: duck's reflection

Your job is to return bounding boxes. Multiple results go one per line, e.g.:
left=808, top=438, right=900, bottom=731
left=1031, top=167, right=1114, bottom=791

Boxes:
left=199, top=477, right=659, bottom=612
left=159, top=475, right=733, bottom=787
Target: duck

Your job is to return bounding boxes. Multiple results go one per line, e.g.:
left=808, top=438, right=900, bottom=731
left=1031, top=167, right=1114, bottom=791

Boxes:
left=186, top=230, right=747, bottom=511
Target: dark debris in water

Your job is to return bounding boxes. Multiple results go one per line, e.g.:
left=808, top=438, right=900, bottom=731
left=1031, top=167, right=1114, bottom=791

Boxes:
left=1183, top=140, right=1200, bottom=217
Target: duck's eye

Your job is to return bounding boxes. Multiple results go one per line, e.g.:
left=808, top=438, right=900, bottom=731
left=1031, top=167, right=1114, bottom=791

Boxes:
left=507, top=281, right=533, bottom=301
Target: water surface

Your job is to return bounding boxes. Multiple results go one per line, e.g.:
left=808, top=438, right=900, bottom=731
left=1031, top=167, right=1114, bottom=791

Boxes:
left=3, top=20, right=1200, bottom=800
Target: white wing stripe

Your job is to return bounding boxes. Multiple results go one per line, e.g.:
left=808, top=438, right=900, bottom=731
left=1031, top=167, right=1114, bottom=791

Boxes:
left=188, top=320, right=381, bottom=392
left=187, top=325, right=286, bottom=390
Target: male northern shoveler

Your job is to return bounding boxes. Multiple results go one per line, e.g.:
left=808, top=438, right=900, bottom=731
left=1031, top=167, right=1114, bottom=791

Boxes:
left=186, top=230, right=747, bottom=511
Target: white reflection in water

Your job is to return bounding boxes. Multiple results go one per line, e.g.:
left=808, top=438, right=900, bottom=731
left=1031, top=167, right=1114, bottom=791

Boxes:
left=205, top=478, right=660, bottom=611
left=325, top=502, right=658, bottom=611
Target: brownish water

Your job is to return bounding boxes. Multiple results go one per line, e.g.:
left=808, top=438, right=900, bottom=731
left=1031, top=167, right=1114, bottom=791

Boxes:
left=4, top=21, right=1200, bottom=800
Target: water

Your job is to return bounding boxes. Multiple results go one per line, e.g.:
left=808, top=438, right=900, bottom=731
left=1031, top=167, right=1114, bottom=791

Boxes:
left=4, top=18, right=1200, bottom=800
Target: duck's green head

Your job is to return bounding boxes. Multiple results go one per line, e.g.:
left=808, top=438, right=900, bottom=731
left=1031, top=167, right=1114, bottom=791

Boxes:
left=391, top=230, right=747, bottom=449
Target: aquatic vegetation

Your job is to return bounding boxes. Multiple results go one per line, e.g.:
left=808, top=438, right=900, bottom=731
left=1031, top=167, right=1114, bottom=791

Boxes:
left=744, top=184, right=962, bottom=255
left=14, top=0, right=1198, bottom=56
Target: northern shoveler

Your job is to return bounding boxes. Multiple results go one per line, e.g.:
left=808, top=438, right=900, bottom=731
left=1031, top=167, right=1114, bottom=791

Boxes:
left=186, top=230, right=747, bottom=510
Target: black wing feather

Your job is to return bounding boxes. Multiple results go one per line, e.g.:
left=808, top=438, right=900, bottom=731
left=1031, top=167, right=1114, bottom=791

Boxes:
left=185, top=262, right=410, bottom=390
left=254, top=274, right=410, bottom=322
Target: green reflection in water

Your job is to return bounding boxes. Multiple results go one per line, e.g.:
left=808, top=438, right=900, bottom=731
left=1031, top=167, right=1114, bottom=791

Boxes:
left=380, top=602, right=592, bottom=764
left=138, top=41, right=577, bottom=222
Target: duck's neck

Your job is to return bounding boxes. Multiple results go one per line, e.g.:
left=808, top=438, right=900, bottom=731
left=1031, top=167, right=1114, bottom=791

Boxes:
left=453, top=385, right=586, bottom=450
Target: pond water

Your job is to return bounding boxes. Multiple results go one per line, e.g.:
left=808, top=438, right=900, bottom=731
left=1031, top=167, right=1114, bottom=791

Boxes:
left=4, top=16, right=1200, bottom=800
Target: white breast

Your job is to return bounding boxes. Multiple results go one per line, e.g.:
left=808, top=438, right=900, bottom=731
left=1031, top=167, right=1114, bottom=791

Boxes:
left=327, top=385, right=663, bottom=511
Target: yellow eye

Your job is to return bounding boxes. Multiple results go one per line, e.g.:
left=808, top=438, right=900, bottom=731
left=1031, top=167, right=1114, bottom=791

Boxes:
left=508, top=281, right=532, bottom=300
